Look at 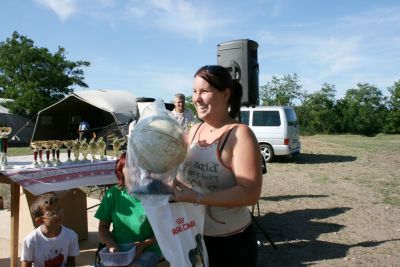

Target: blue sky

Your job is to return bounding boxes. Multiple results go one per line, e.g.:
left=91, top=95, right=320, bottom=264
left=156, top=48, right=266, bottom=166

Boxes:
left=1, top=0, right=399, bottom=102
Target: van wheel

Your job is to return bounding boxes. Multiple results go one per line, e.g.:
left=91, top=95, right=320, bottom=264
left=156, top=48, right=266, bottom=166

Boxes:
left=260, top=144, right=274, bottom=163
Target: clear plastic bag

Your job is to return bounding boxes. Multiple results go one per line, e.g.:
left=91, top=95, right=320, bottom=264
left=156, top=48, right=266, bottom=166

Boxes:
left=125, top=99, right=187, bottom=195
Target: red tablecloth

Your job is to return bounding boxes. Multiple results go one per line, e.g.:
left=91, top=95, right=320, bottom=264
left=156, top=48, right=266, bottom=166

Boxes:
left=0, top=154, right=117, bottom=195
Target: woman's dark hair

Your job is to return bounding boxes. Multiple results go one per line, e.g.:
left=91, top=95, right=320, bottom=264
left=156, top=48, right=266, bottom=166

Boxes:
left=194, top=65, right=243, bottom=119
left=115, top=152, right=127, bottom=188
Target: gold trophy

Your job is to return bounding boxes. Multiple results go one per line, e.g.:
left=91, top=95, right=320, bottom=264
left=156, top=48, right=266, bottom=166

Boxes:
left=80, top=139, right=89, bottom=162
left=72, top=139, right=81, bottom=163
left=0, top=127, right=12, bottom=170
left=30, top=141, right=41, bottom=167
left=43, top=141, right=53, bottom=167
left=97, top=137, right=107, bottom=161
left=112, top=137, right=125, bottom=159
left=47, top=140, right=57, bottom=165
left=54, top=140, right=64, bottom=165
left=88, top=138, right=98, bottom=162
left=64, top=140, right=74, bottom=163
left=35, top=141, right=45, bottom=166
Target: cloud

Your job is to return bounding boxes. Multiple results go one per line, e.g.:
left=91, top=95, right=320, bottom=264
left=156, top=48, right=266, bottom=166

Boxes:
left=256, top=5, right=400, bottom=95
left=35, top=0, right=77, bottom=21
left=124, top=0, right=232, bottom=41
left=35, top=0, right=232, bottom=41
left=85, top=57, right=193, bottom=101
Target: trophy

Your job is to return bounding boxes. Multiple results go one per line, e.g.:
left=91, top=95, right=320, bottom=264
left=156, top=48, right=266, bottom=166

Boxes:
left=0, top=127, right=12, bottom=170
left=72, top=139, right=81, bottom=163
left=47, top=140, right=57, bottom=165
left=97, top=137, right=107, bottom=161
left=30, top=141, right=41, bottom=167
left=53, top=140, right=64, bottom=165
left=34, top=141, right=45, bottom=166
left=43, top=141, right=53, bottom=167
left=80, top=139, right=89, bottom=162
left=88, top=138, right=98, bottom=162
left=64, top=140, right=74, bottom=163
left=112, top=137, right=125, bottom=159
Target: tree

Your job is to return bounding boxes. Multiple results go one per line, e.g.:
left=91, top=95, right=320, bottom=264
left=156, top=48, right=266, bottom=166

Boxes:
left=341, top=83, right=387, bottom=136
left=259, top=73, right=303, bottom=106
left=297, top=83, right=338, bottom=134
left=383, top=80, right=400, bottom=134
left=185, top=95, right=197, bottom=118
left=0, top=31, right=90, bottom=117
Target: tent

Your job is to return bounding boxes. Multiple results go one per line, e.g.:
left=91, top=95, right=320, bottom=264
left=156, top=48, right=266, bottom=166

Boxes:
left=0, top=105, right=35, bottom=146
left=31, top=90, right=139, bottom=145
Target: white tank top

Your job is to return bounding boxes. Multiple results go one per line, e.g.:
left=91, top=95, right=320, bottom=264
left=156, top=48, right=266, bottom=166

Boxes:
left=177, top=125, right=251, bottom=236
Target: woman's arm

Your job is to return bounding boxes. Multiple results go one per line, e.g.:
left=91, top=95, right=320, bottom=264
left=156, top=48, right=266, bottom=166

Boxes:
left=98, top=220, right=120, bottom=252
left=172, top=124, right=262, bottom=207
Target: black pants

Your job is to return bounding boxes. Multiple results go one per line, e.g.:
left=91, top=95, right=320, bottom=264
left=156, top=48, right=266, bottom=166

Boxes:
left=204, top=223, right=257, bottom=267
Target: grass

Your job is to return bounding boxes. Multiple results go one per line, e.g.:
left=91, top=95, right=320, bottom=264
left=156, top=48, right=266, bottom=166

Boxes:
left=7, top=146, right=32, bottom=156
left=300, top=134, right=400, bottom=206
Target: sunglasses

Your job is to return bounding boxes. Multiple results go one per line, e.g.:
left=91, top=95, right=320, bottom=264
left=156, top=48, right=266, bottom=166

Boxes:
left=201, top=65, right=227, bottom=74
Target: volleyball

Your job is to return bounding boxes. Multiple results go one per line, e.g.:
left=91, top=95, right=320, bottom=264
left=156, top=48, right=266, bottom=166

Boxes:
left=130, top=115, right=187, bottom=173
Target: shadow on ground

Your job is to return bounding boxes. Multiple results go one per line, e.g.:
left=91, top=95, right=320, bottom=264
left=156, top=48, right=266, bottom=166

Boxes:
left=273, top=153, right=357, bottom=164
left=254, top=194, right=398, bottom=266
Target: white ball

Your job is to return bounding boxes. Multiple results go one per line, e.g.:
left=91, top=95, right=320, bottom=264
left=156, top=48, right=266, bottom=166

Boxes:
left=130, top=115, right=187, bottom=173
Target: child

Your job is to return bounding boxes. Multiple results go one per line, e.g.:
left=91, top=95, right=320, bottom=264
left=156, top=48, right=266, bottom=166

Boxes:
left=21, top=192, right=80, bottom=267
left=95, top=152, right=162, bottom=267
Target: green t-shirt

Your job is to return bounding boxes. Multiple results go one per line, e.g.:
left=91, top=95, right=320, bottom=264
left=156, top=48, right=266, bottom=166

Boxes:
left=95, top=186, right=161, bottom=256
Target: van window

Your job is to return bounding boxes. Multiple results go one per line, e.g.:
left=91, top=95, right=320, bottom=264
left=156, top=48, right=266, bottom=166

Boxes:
left=284, top=109, right=299, bottom=126
left=253, top=111, right=281, bottom=126
left=240, top=111, right=250, bottom=125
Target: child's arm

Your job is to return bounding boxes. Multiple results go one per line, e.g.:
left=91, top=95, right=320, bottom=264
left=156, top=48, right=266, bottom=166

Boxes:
left=21, top=261, right=33, bottom=267
left=98, top=220, right=119, bottom=252
left=66, top=256, right=75, bottom=267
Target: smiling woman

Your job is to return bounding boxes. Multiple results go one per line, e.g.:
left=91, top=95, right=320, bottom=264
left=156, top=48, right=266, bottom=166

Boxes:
left=172, top=64, right=263, bottom=267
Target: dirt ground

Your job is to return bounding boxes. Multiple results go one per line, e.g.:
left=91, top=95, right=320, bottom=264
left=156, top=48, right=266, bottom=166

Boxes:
left=255, top=135, right=400, bottom=266
left=1, top=135, right=399, bottom=266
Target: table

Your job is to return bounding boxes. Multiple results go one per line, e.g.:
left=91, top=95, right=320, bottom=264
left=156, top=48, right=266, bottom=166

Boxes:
left=0, top=154, right=117, bottom=267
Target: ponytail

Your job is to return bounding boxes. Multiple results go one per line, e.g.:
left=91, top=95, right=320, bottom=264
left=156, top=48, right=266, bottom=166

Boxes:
left=228, top=80, right=243, bottom=119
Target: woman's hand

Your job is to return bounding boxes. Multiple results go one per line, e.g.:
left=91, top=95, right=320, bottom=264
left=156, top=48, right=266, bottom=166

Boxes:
left=170, top=180, right=197, bottom=203
left=133, top=241, right=146, bottom=260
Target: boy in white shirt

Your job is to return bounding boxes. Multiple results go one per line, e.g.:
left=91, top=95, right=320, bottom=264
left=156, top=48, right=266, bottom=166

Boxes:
left=21, top=192, right=80, bottom=267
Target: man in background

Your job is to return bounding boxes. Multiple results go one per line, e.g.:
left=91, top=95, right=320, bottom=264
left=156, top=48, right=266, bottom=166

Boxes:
left=171, top=93, right=195, bottom=130
left=78, top=119, right=90, bottom=141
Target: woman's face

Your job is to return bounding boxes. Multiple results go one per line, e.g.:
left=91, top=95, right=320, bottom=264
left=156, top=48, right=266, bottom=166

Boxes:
left=192, top=76, right=227, bottom=121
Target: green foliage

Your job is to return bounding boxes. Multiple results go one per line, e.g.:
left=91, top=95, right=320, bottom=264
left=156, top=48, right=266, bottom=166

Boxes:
left=185, top=95, right=197, bottom=118
left=0, top=31, right=90, bottom=117
left=383, top=80, right=400, bottom=134
left=259, top=73, right=303, bottom=106
left=338, top=83, right=387, bottom=136
left=297, top=83, right=339, bottom=134
left=259, top=74, right=400, bottom=136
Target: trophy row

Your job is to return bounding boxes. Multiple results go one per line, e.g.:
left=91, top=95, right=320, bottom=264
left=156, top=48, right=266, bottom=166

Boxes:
left=30, top=137, right=125, bottom=167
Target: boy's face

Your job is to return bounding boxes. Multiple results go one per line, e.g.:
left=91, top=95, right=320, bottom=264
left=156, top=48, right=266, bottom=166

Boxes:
left=39, top=203, right=63, bottom=227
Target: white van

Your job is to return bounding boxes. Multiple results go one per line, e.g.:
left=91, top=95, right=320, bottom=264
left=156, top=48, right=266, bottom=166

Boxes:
left=240, top=106, right=301, bottom=162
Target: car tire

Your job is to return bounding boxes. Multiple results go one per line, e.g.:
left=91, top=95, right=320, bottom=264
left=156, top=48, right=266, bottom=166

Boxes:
left=260, top=144, right=274, bottom=163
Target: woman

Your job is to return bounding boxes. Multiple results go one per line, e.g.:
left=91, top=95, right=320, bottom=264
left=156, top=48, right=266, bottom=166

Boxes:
left=95, top=152, right=162, bottom=267
left=171, top=65, right=263, bottom=267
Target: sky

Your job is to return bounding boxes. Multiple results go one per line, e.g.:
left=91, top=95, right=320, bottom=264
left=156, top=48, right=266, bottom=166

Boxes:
left=1, top=0, right=400, bottom=102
